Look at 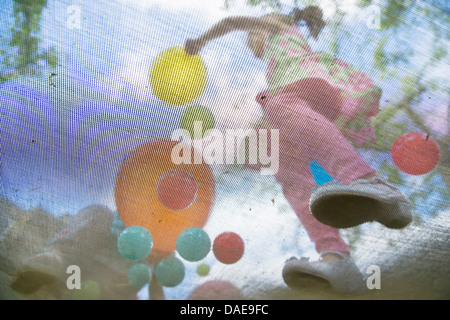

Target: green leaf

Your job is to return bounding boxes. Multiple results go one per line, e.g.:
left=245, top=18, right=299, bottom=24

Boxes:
left=401, top=75, right=417, bottom=94
left=374, top=37, right=388, bottom=72
left=356, top=0, right=373, bottom=8
left=372, top=106, right=399, bottom=128
left=374, top=112, right=409, bottom=150
left=2, top=0, right=58, bottom=84
left=432, top=46, right=447, bottom=61
left=381, top=0, right=413, bottom=30
left=379, top=161, right=404, bottom=185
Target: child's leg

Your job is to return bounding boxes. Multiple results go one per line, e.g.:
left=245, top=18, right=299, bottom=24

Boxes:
left=261, top=91, right=374, bottom=255
left=264, top=91, right=411, bottom=231
left=264, top=91, right=375, bottom=185
left=279, top=172, right=350, bottom=254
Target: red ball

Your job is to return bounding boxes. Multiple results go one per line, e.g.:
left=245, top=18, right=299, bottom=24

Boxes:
left=391, top=132, right=440, bottom=175
left=156, top=169, right=197, bottom=211
left=213, top=232, right=244, bottom=264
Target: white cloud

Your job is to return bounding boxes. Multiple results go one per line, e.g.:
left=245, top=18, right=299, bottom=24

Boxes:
left=205, top=79, right=266, bottom=130
left=424, top=103, right=449, bottom=137
left=200, top=46, right=267, bottom=131
left=100, top=1, right=269, bottom=125
left=100, top=0, right=270, bottom=106
left=96, top=47, right=158, bottom=103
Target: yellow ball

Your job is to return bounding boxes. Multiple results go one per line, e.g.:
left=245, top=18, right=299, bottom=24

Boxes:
left=150, top=46, right=207, bottom=106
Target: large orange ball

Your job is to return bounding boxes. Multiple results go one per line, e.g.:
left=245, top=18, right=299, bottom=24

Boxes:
left=114, top=140, right=215, bottom=257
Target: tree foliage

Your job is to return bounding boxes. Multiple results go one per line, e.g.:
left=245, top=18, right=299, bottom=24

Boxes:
left=1, top=0, right=58, bottom=84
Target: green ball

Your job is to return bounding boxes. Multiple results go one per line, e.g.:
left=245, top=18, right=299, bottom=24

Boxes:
left=118, top=226, right=153, bottom=261
left=73, top=280, right=101, bottom=300
left=196, top=263, right=210, bottom=277
left=176, top=227, right=211, bottom=262
left=155, top=256, right=185, bottom=287
left=128, top=263, right=152, bottom=288
left=180, top=105, right=215, bottom=139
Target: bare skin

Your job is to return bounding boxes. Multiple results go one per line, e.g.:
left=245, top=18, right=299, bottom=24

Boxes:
left=185, top=15, right=291, bottom=58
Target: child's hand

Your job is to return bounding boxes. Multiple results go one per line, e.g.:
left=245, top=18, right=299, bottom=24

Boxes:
left=185, top=38, right=204, bottom=55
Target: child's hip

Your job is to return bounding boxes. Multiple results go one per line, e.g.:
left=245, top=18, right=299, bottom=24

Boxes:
left=257, top=78, right=343, bottom=122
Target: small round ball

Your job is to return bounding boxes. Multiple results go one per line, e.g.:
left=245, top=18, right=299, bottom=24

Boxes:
left=128, top=263, right=152, bottom=288
left=118, top=226, right=153, bottom=261
left=176, top=227, right=211, bottom=262
left=180, top=105, right=215, bottom=139
left=155, top=256, right=185, bottom=287
left=156, top=169, right=197, bottom=211
left=196, top=263, right=210, bottom=277
left=73, top=280, right=101, bottom=300
left=213, top=232, right=244, bottom=264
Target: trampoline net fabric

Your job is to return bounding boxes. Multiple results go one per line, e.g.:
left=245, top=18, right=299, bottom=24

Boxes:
left=0, top=0, right=449, bottom=300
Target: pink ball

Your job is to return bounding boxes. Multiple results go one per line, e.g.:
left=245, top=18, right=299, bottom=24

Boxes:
left=188, top=280, right=243, bottom=300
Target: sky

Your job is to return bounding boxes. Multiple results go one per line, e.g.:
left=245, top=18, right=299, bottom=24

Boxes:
left=1, top=0, right=447, bottom=214
left=0, top=0, right=449, bottom=299
left=0, top=0, right=271, bottom=215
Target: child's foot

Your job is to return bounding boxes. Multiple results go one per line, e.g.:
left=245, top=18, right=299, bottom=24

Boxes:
left=282, top=251, right=366, bottom=294
left=309, top=177, right=412, bottom=229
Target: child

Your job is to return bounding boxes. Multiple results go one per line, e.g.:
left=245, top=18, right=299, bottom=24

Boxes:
left=185, top=6, right=412, bottom=293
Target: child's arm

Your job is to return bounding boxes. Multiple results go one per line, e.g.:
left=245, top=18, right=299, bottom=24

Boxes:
left=185, top=16, right=284, bottom=55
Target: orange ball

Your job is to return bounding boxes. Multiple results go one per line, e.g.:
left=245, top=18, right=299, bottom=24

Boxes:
left=114, top=139, right=215, bottom=257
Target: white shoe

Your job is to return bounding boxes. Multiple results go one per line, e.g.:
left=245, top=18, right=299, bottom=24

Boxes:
left=309, top=177, right=412, bottom=229
left=282, top=251, right=367, bottom=294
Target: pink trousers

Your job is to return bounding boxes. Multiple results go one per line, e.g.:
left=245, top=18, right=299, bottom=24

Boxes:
left=261, top=90, right=376, bottom=254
